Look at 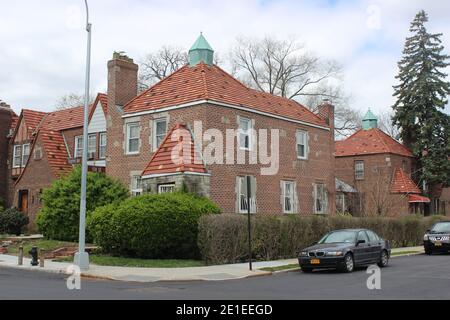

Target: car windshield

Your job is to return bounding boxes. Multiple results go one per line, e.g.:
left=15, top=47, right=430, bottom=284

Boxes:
left=431, top=222, right=450, bottom=233
left=318, top=231, right=357, bottom=244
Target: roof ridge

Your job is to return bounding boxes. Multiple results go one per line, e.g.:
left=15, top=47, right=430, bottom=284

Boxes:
left=376, top=128, right=412, bottom=155
left=124, top=65, right=189, bottom=110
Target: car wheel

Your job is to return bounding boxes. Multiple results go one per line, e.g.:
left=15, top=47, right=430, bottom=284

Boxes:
left=377, top=250, right=389, bottom=268
left=301, top=267, right=313, bottom=273
left=425, top=248, right=433, bottom=255
left=340, top=253, right=354, bottom=273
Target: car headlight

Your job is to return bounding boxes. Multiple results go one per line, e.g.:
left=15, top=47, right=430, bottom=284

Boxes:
left=424, top=234, right=429, bottom=241
left=300, top=251, right=309, bottom=257
left=326, top=251, right=343, bottom=256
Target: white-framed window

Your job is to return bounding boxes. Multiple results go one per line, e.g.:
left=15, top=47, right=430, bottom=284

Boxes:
left=237, top=176, right=257, bottom=213
left=131, top=175, right=142, bottom=196
left=153, top=118, right=167, bottom=151
left=126, top=122, right=140, bottom=154
left=282, top=181, right=295, bottom=214
left=355, top=160, right=364, bottom=180
left=238, top=117, right=252, bottom=150
left=21, top=143, right=30, bottom=167
left=314, top=183, right=328, bottom=214
left=296, top=130, right=308, bottom=159
left=99, top=132, right=107, bottom=159
left=13, top=145, right=22, bottom=168
left=158, top=183, right=175, bottom=194
left=88, top=134, right=97, bottom=159
left=74, top=136, right=83, bottom=158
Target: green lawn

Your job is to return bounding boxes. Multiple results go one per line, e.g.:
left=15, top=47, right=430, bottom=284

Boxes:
left=391, top=250, right=421, bottom=256
left=6, top=239, right=79, bottom=256
left=55, top=254, right=204, bottom=268
left=259, top=264, right=299, bottom=272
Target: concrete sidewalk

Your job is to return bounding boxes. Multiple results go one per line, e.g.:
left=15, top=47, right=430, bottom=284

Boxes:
left=0, top=246, right=424, bottom=283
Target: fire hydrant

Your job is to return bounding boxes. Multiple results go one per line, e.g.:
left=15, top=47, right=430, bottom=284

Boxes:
left=29, top=246, right=39, bottom=266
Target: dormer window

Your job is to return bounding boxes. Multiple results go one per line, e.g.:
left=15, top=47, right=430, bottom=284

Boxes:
left=22, top=144, right=30, bottom=166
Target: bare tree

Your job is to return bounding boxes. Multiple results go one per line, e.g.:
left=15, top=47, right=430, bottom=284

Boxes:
left=230, top=36, right=342, bottom=100
left=138, top=46, right=188, bottom=91
left=55, top=93, right=94, bottom=110
left=378, top=110, right=400, bottom=140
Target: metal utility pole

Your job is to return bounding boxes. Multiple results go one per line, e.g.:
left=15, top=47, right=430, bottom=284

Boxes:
left=74, top=0, right=91, bottom=270
left=246, top=176, right=253, bottom=271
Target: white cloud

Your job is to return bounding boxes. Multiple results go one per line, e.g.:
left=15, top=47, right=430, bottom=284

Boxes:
left=0, top=0, right=449, bottom=117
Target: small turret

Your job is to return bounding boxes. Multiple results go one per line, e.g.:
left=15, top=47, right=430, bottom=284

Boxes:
left=188, top=33, right=214, bottom=66
left=362, top=109, right=378, bottom=130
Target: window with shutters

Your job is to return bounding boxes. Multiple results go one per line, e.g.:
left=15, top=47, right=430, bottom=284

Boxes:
left=296, top=130, right=308, bottom=159
left=237, top=176, right=257, bottom=213
left=282, top=181, right=296, bottom=214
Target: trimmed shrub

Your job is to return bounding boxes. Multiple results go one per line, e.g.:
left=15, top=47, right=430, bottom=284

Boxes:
left=198, top=214, right=450, bottom=265
left=88, top=193, right=220, bottom=259
left=36, top=166, right=129, bottom=241
left=0, top=208, right=29, bottom=236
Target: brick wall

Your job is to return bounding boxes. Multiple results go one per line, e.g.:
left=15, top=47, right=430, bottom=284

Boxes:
left=0, top=106, right=13, bottom=206
left=335, top=153, right=415, bottom=216
left=13, top=135, right=56, bottom=230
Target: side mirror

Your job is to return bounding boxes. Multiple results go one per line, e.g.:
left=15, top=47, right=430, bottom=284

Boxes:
left=356, top=239, right=366, bottom=246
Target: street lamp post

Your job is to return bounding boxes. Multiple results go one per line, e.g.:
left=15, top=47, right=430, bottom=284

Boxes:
left=74, top=0, right=92, bottom=270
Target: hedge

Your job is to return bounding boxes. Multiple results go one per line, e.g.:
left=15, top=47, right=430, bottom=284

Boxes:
left=198, top=214, right=450, bottom=265
left=0, top=208, right=29, bottom=236
left=88, top=193, right=220, bottom=259
left=36, top=166, right=129, bottom=242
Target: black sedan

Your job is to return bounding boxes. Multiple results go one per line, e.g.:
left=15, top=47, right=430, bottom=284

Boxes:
left=298, top=229, right=391, bottom=273
left=423, top=221, right=450, bottom=255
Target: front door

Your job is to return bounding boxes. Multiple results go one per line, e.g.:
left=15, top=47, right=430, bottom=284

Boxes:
left=18, top=190, right=29, bottom=214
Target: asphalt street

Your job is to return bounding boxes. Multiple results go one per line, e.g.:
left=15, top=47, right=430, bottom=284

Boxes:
left=0, top=254, right=449, bottom=300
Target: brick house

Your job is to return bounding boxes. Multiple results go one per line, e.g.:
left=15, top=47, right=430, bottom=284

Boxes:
left=2, top=34, right=336, bottom=227
left=0, top=101, right=17, bottom=207
left=106, top=34, right=336, bottom=215
left=335, top=110, right=431, bottom=216
left=4, top=93, right=107, bottom=228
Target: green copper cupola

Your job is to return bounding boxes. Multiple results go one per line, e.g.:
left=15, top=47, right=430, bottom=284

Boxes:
left=189, top=33, right=214, bottom=66
left=362, top=109, right=378, bottom=130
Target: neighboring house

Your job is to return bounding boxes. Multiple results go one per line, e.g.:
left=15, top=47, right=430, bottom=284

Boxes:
left=105, top=34, right=336, bottom=215
left=335, top=110, right=431, bottom=216
left=0, top=101, right=17, bottom=206
left=5, top=93, right=107, bottom=227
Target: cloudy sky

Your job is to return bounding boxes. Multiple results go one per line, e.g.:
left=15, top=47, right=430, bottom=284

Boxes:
left=1, top=0, right=449, bottom=116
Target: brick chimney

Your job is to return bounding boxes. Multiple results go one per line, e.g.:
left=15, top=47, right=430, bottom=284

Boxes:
left=106, top=52, right=138, bottom=176
left=317, top=100, right=336, bottom=214
left=0, top=101, right=15, bottom=207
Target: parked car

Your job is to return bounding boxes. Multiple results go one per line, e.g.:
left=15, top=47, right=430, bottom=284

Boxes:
left=423, top=221, right=450, bottom=255
left=298, top=229, right=391, bottom=273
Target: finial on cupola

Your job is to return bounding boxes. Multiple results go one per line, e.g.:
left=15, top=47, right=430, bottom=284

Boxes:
left=188, top=33, right=214, bottom=66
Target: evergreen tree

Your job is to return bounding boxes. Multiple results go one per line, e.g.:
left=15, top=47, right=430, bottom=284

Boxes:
left=392, top=10, right=450, bottom=189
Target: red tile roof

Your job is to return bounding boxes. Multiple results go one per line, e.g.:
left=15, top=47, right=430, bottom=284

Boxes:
left=21, top=109, right=47, bottom=135
left=335, top=128, right=413, bottom=157
left=38, top=129, right=72, bottom=177
left=124, top=63, right=327, bottom=128
left=408, top=194, right=430, bottom=203
left=40, top=105, right=87, bottom=131
left=391, top=167, right=421, bottom=194
left=142, top=123, right=208, bottom=177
